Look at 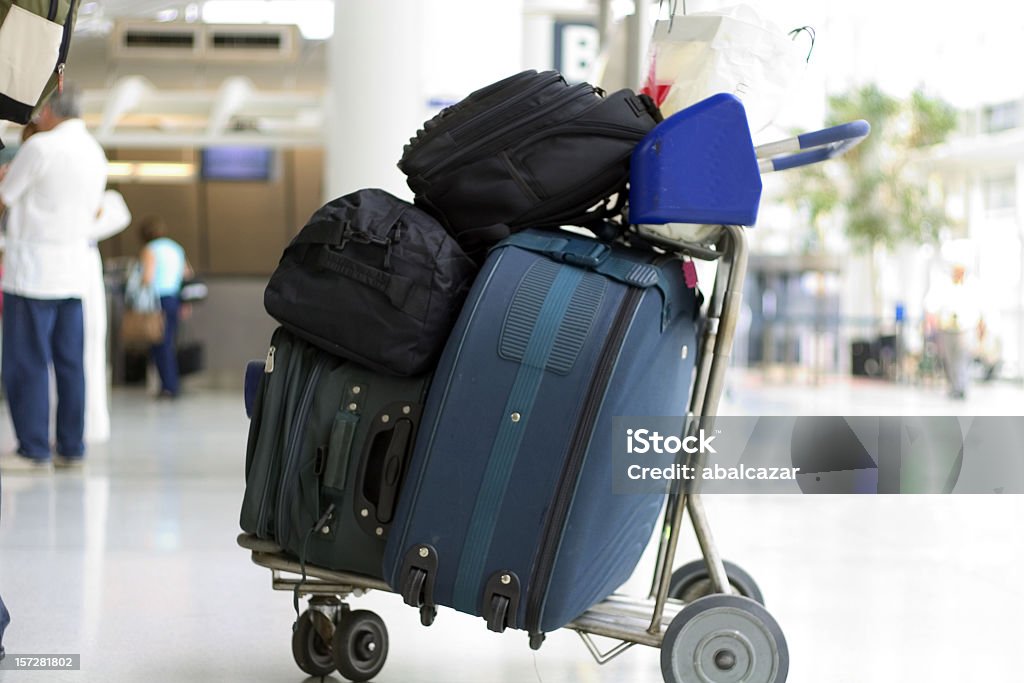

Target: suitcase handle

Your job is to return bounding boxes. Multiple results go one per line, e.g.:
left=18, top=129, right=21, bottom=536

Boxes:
left=375, top=418, right=413, bottom=524
left=354, top=402, right=422, bottom=535
left=755, top=120, right=870, bottom=173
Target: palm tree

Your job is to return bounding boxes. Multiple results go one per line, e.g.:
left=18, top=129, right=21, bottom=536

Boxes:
left=783, top=83, right=959, bottom=317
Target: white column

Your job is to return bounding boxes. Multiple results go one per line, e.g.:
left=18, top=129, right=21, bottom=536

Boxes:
left=326, top=0, right=524, bottom=203
left=325, top=1, right=425, bottom=201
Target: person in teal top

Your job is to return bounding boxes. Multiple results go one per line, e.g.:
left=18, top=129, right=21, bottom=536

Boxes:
left=139, top=216, right=193, bottom=398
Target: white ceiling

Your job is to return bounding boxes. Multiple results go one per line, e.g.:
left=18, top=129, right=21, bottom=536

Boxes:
left=77, top=1, right=192, bottom=33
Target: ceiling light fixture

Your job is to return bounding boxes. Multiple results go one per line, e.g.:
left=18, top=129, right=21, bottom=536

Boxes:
left=201, top=1, right=334, bottom=40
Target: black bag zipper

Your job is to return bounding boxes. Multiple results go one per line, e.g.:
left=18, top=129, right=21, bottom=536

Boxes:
left=421, top=83, right=598, bottom=180
left=522, top=280, right=647, bottom=636
left=254, top=343, right=283, bottom=539
left=402, top=71, right=555, bottom=165
left=446, top=72, right=566, bottom=142
left=55, top=0, right=78, bottom=91
left=513, top=121, right=654, bottom=150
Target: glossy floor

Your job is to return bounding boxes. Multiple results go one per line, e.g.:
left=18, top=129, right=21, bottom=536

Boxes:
left=1, top=373, right=1022, bottom=683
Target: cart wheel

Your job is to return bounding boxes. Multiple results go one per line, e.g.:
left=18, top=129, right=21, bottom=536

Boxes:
left=661, top=594, right=788, bottom=683
left=668, top=560, right=765, bottom=605
left=291, top=609, right=336, bottom=678
left=332, top=610, right=389, bottom=682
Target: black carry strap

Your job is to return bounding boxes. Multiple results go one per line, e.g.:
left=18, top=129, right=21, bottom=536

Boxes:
left=315, top=250, right=415, bottom=311
left=291, top=201, right=408, bottom=248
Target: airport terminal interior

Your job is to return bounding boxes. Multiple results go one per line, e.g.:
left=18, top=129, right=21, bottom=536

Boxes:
left=2, top=1, right=1024, bottom=682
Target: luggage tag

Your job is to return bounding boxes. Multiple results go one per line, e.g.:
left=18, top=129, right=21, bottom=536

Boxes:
left=682, top=255, right=699, bottom=289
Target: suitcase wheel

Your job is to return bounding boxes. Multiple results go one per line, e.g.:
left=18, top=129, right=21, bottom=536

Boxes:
left=660, top=594, right=788, bottom=683
left=420, top=604, right=437, bottom=627
left=486, top=595, right=511, bottom=634
left=668, top=559, right=765, bottom=605
left=402, top=567, right=428, bottom=608
left=332, top=610, right=389, bottom=682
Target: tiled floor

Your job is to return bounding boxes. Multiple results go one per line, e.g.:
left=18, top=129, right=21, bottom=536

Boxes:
left=1, top=373, right=1022, bottom=682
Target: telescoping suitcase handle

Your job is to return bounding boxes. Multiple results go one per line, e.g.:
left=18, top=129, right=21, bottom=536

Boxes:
left=352, top=401, right=422, bottom=536
left=754, top=120, right=870, bottom=173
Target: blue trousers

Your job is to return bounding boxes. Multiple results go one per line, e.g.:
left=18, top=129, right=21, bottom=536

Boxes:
left=0, top=589, right=8, bottom=659
left=1, top=293, right=85, bottom=460
left=0, top=471, right=6, bottom=656
left=151, top=296, right=180, bottom=396
left=1, top=464, right=7, bottom=657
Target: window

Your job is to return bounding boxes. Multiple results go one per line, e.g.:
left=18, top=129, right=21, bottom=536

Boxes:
left=984, top=101, right=1019, bottom=133
left=984, top=173, right=1016, bottom=212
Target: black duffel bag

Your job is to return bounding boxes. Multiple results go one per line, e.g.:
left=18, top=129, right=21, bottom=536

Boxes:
left=264, top=189, right=478, bottom=376
left=399, top=70, right=662, bottom=259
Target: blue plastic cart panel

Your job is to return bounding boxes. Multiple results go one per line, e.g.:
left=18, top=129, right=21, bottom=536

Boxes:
left=629, top=93, right=762, bottom=227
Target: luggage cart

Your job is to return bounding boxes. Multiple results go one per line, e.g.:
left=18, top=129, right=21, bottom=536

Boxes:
left=238, top=95, right=869, bottom=683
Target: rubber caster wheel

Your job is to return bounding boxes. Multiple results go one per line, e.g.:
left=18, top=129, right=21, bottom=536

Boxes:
left=661, top=594, right=788, bottom=683
left=332, top=610, right=389, bottom=682
left=420, top=604, right=437, bottom=627
left=292, top=610, right=336, bottom=678
left=668, top=559, right=765, bottom=605
left=486, top=595, right=510, bottom=633
left=403, top=568, right=427, bottom=608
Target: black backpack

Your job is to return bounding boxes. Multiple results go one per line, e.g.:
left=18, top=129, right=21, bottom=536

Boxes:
left=399, top=70, right=662, bottom=260
left=264, top=189, right=478, bottom=377
left=0, top=0, right=80, bottom=147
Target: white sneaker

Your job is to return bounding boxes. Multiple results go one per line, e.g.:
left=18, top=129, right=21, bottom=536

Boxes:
left=0, top=452, right=54, bottom=474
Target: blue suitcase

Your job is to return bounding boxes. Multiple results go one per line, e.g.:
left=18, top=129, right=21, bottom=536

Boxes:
left=383, top=229, right=699, bottom=644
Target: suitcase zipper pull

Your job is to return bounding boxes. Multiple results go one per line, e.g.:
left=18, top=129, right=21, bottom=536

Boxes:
left=313, top=503, right=336, bottom=535
left=291, top=503, right=337, bottom=626
left=265, top=346, right=276, bottom=373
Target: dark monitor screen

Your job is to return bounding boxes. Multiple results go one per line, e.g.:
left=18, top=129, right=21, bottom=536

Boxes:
left=201, top=147, right=274, bottom=181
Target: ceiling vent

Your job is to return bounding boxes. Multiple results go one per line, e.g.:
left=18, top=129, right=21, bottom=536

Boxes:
left=111, top=21, right=299, bottom=63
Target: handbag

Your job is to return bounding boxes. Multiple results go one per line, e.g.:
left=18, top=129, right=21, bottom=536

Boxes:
left=120, top=309, right=165, bottom=349
left=640, top=5, right=811, bottom=132
left=120, top=263, right=165, bottom=349
left=0, top=1, right=80, bottom=138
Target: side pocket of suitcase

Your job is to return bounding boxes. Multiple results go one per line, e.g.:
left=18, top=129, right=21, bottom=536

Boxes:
left=275, top=358, right=347, bottom=555
left=240, top=332, right=295, bottom=539
left=300, top=370, right=430, bottom=578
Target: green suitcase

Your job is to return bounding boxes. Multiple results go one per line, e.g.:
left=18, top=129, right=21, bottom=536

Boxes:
left=240, top=327, right=430, bottom=578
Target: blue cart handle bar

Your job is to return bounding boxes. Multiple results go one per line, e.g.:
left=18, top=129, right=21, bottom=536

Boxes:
left=754, top=120, right=870, bottom=173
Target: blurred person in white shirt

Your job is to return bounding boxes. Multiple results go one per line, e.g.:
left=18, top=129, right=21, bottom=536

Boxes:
left=0, top=86, right=107, bottom=472
left=12, top=122, right=130, bottom=446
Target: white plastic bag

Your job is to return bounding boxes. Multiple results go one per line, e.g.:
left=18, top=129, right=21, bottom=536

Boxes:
left=641, top=5, right=810, bottom=132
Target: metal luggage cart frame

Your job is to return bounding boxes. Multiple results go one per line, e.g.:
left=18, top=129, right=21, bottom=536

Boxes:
left=238, top=117, right=869, bottom=683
